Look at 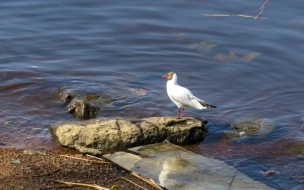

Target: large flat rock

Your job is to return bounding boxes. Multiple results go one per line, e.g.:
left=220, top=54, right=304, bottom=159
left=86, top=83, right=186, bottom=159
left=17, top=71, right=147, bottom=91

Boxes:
left=104, top=141, right=274, bottom=190
left=50, top=117, right=207, bottom=155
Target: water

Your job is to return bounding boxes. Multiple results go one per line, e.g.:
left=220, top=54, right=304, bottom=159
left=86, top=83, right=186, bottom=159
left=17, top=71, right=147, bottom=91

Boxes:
left=1, top=0, right=304, bottom=189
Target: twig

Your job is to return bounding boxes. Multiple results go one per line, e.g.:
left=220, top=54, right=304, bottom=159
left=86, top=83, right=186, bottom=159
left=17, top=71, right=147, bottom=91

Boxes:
left=60, top=155, right=111, bottom=164
left=201, top=14, right=267, bottom=19
left=86, top=154, right=107, bottom=162
left=102, top=156, right=163, bottom=190
left=228, top=171, right=237, bottom=190
left=121, top=177, right=148, bottom=190
left=255, top=0, right=270, bottom=20
left=49, top=179, right=110, bottom=190
left=260, top=0, right=270, bottom=9
left=254, top=7, right=264, bottom=20
left=131, top=172, right=163, bottom=190
left=150, top=179, right=161, bottom=189
left=52, top=155, right=60, bottom=168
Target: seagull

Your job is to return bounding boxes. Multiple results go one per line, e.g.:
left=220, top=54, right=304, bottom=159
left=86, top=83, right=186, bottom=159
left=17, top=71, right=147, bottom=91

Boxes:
left=162, top=71, right=216, bottom=118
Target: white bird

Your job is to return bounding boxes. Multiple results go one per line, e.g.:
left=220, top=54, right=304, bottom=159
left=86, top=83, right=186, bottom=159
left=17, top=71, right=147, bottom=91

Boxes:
left=162, top=71, right=216, bottom=118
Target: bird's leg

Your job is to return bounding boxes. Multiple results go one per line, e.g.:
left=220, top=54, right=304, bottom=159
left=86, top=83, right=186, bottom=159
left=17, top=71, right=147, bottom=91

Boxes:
left=175, top=108, right=181, bottom=119
left=181, top=108, right=184, bottom=117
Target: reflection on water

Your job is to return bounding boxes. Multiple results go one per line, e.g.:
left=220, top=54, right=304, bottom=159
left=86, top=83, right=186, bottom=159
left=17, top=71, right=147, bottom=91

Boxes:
left=0, top=0, right=304, bottom=189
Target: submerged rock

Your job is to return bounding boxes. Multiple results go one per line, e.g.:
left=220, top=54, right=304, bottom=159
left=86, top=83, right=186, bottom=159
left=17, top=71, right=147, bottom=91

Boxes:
left=224, top=118, right=274, bottom=139
left=50, top=117, right=207, bottom=155
left=282, top=140, right=304, bottom=155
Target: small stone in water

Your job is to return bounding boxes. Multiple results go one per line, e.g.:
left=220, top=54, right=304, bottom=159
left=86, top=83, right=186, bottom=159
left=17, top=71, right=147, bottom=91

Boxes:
left=262, top=170, right=280, bottom=176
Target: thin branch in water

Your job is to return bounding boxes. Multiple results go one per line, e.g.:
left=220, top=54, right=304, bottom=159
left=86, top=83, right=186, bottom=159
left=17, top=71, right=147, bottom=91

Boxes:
left=255, top=0, right=270, bottom=20
left=260, top=0, right=270, bottom=9
left=255, top=6, right=264, bottom=20
left=201, top=14, right=267, bottom=19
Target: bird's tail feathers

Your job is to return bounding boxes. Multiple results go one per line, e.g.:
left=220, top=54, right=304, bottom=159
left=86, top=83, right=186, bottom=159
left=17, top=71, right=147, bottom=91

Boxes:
left=201, top=102, right=217, bottom=108
left=197, top=99, right=217, bottom=108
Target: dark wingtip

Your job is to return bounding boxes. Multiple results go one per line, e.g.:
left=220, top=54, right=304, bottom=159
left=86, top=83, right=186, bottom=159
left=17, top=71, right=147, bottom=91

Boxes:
left=200, top=102, right=217, bottom=108
left=204, top=103, right=217, bottom=108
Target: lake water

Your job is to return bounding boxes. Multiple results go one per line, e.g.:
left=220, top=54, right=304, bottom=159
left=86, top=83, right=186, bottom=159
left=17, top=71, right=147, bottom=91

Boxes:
left=1, top=0, right=304, bottom=189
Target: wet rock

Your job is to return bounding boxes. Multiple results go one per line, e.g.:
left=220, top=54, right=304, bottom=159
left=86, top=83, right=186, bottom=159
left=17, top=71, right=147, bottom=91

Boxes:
left=66, top=99, right=99, bottom=120
left=282, top=140, right=304, bottom=155
left=57, top=87, right=78, bottom=104
left=224, top=118, right=274, bottom=139
left=50, top=117, right=207, bottom=155
left=83, top=94, right=112, bottom=106
left=54, top=87, right=113, bottom=119
left=262, top=170, right=280, bottom=176
left=104, top=141, right=274, bottom=190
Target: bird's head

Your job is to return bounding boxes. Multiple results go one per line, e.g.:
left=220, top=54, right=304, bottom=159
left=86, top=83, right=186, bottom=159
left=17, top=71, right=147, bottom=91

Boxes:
left=162, top=71, right=175, bottom=80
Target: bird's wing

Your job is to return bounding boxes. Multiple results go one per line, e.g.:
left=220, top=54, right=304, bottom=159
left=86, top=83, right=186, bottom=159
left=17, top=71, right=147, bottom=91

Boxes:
left=192, top=96, right=204, bottom=104
left=169, top=85, right=204, bottom=109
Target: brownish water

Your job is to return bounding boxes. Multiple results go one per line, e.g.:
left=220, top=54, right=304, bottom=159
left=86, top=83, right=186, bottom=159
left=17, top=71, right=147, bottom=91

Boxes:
left=1, top=0, right=304, bottom=189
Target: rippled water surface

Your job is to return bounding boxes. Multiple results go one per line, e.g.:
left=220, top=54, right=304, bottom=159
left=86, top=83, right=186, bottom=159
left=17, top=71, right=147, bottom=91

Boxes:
left=1, top=0, right=304, bottom=189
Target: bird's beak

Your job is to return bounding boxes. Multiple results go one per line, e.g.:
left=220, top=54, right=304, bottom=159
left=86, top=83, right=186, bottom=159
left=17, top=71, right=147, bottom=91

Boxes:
left=161, top=75, right=166, bottom=78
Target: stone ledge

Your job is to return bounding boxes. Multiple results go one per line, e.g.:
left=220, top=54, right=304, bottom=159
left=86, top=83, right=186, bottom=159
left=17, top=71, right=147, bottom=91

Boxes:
left=50, top=117, right=207, bottom=155
left=104, top=141, right=274, bottom=190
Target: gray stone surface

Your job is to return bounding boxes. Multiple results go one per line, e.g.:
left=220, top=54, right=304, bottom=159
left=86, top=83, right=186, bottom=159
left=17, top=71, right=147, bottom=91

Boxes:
left=50, top=117, right=207, bottom=155
left=104, top=141, right=274, bottom=190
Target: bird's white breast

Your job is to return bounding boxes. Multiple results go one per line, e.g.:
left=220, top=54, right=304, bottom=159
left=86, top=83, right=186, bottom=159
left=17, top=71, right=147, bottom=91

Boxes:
left=167, top=81, right=193, bottom=108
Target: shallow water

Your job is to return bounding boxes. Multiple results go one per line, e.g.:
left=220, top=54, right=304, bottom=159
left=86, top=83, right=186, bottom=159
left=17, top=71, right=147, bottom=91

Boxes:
left=1, top=0, right=304, bottom=189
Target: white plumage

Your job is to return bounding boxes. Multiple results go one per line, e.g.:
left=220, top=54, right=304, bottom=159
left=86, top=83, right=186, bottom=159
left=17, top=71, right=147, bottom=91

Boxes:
left=162, top=71, right=216, bottom=118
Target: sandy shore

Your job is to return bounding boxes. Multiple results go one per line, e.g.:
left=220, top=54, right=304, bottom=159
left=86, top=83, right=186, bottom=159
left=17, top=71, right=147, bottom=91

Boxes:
left=0, top=148, right=160, bottom=190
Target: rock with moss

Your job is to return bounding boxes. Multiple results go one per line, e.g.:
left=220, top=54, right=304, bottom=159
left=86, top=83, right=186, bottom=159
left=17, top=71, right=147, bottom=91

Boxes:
left=66, top=99, right=99, bottom=120
left=54, top=87, right=114, bottom=119
left=224, top=118, right=274, bottom=139
left=282, top=140, right=304, bottom=155
left=50, top=117, right=207, bottom=155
